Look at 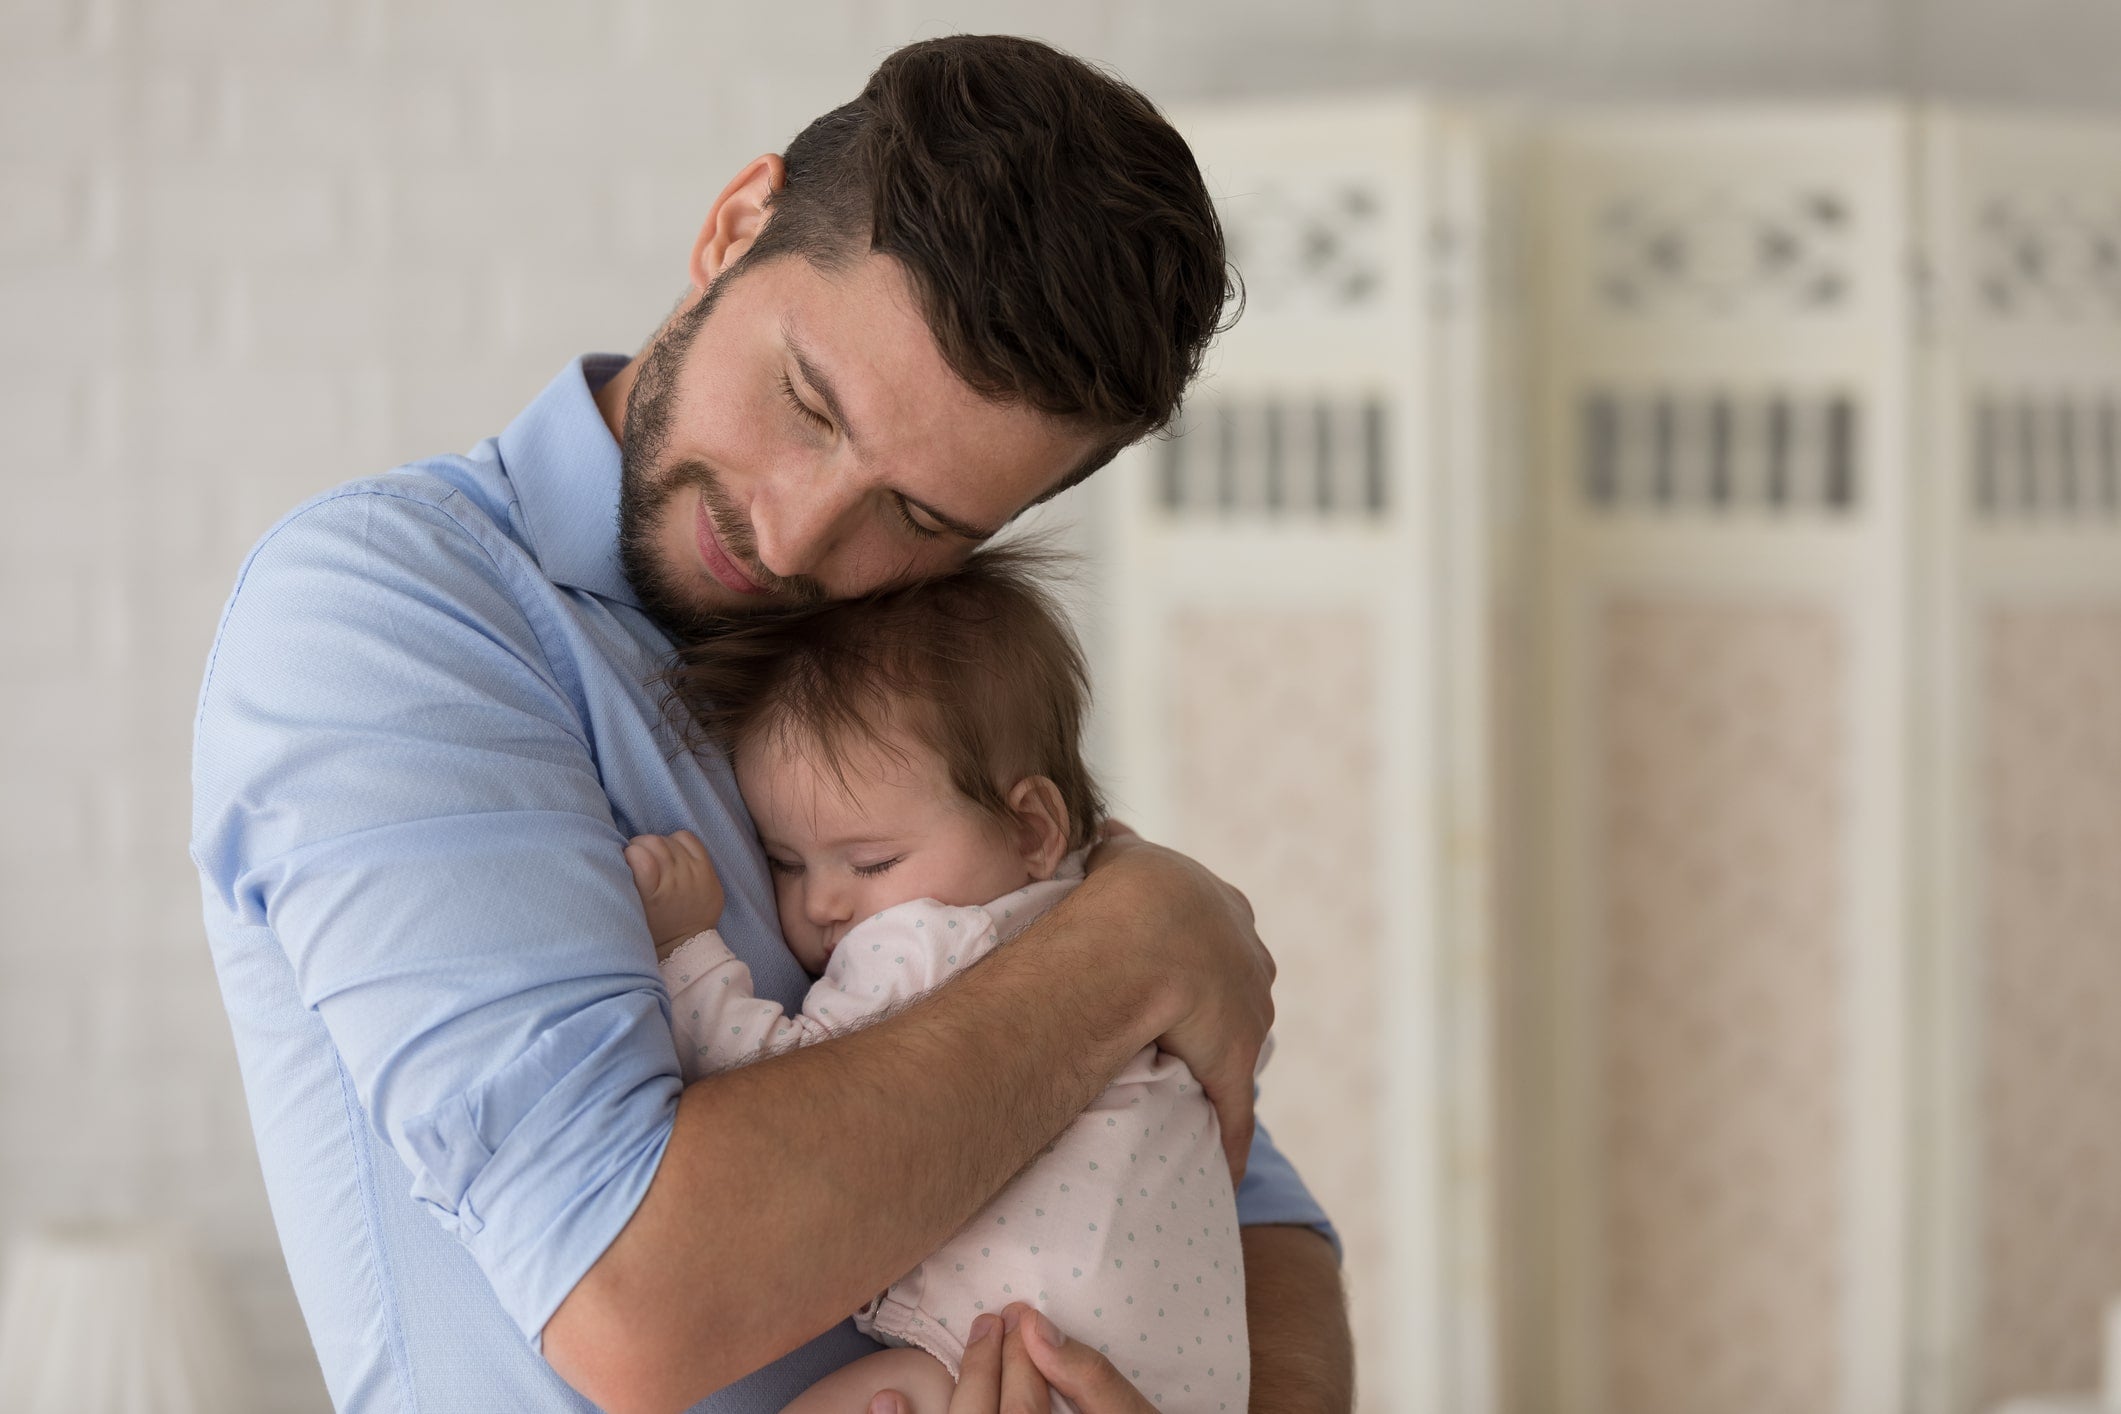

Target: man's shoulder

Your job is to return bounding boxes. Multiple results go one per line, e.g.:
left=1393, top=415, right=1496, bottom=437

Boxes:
left=234, top=450, right=533, bottom=597
left=199, top=451, right=558, bottom=727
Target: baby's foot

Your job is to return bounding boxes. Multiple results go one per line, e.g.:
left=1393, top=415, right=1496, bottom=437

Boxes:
left=624, top=830, right=724, bottom=959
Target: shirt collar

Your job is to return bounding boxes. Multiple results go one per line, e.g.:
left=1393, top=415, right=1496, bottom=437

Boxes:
left=497, top=354, right=641, bottom=608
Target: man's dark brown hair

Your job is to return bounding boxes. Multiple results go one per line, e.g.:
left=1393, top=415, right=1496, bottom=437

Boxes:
left=730, top=34, right=1235, bottom=497
left=665, top=543, right=1105, bottom=850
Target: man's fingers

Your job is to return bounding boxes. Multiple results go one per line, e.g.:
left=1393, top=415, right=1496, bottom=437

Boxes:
left=1076, top=836, right=1272, bottom=1185
left=949, top=1314, right=1004, bottom=1413
left=999, top=1305, right=1052, bottom=1413
left=1020, top=1309, right=1152, bottom=1412
left=1213, top=1084, right=1253, bottom=1184
left=1198, top=1043, right=1259, bottom=1183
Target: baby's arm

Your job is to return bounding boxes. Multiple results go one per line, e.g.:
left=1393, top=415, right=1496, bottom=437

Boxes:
left=627, top=832, right=825, bottom=1078
left=660, top=937, right=827, bottom=1079
left=799, top=902, right=1003, bottom=1033
left=627, top=836, right=1009, bottom=1080
left=661, top=904, right=999, bottom=1076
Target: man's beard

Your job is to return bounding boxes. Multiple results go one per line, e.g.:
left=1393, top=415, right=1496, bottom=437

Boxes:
left=615, top=278, right=824, bottom=642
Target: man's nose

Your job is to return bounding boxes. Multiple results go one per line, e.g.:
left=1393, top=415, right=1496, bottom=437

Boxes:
left=752, top=466, right=861, bottom=582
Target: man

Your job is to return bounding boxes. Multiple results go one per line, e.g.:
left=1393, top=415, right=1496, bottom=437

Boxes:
left=193, top=35, right=1352, bottom=1414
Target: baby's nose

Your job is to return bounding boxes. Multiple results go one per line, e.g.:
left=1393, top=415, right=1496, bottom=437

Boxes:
left=804, top=882, right=852, bottom=927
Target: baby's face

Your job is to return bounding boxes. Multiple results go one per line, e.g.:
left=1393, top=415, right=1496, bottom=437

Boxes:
left=735, top=726, right=1036, bottom=974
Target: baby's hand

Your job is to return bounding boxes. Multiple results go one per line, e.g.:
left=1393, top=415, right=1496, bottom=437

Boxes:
left=625, top=830, right=724, bottom=960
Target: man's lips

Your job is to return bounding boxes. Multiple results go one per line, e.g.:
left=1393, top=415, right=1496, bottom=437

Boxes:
left=694, top=493, right=768, bottom=596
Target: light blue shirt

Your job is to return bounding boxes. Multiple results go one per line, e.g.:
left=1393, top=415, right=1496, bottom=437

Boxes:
left=191, top=356, right=1334, bottom=1412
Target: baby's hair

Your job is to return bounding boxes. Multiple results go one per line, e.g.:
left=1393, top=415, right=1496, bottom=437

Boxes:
left=662, top=543, right=1105, bottom=851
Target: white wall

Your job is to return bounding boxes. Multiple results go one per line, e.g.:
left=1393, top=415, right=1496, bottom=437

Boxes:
left=4, top=1, right=2119, bottom=1407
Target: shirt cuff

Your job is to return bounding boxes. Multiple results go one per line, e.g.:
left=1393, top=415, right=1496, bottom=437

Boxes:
left=393, top=990, right=682, bottom=1344
left=1232, top=1118, right=1342, bottom=1263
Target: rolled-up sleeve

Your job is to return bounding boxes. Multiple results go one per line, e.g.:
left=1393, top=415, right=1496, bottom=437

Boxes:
left=192, top=487, right=679, bottom=1344
left=1234, top=1120, right=1341, bottom=1261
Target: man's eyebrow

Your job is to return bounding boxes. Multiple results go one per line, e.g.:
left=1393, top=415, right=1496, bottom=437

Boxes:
left=784, top=323, right=1003, bottom=542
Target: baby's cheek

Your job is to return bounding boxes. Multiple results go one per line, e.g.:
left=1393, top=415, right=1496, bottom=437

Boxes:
left=769, top=890, right=803, bottom=951
left=775, top=913, right=825, bottom=974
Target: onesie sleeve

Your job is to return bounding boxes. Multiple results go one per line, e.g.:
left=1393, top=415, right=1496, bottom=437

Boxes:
left=660, top=930, right=828, bottom=1079
left=659, top=902, right=1004, bottom=1078
left=801, top=900, right=1002, bottom=1032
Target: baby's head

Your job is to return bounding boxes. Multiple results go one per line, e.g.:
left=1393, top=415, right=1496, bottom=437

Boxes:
left=668, top=546, right=1104, bottom=972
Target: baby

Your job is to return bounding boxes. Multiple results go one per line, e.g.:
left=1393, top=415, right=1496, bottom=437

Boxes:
left=622, top=548, right=1248, bottom=1413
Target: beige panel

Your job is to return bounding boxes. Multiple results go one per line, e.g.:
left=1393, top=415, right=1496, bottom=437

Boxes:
left=1163, top=608, right=1390, bottom=1407
left=1599, top=601, right=1848, bottom=1414
left=1978, top=607, right=2121, bottom=1403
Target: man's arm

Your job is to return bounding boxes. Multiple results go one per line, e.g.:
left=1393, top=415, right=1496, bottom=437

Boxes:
left=545, top=838, right=1269, bottom=1413
left=1242, top=1225, right=1355, bottom=1413
left=197, top=493, right=1284, bottom=1414
left=1230, top=1112, right=1351, bottom=1412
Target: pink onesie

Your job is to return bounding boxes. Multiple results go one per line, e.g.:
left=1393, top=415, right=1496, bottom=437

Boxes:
left=660, top=857, right=1251, bottom=1411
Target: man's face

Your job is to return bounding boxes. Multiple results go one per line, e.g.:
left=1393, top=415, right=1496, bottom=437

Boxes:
left=617, top=248, right=1101, bottom=639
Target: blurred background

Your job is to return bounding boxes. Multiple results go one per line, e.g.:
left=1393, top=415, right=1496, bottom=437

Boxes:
left=5, top=2, right=2121, bottom=1412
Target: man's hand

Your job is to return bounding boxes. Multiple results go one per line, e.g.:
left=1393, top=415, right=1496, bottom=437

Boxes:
left=873, top=1229, right=1354, bottom=1414
left=1082, top=826, right=1274, bottom=1180
left=879, top=1304, right=1151, bottom=1414
left=624, top=830, right=724, bottom=959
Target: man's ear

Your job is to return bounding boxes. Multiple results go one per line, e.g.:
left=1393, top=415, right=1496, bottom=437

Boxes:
left=1006, top=776, right=1071, bottom=881
left=687, top=153, right=787, bottom=294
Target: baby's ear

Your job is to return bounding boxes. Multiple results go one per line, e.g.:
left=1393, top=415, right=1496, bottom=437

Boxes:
left=1005, top=776, right=1071, bottom=881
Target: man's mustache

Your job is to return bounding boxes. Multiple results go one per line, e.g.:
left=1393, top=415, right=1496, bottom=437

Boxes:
left=665, top=460, right=827, bottom=606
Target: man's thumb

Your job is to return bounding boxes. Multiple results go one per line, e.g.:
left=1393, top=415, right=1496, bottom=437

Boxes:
left=1021, top=1311, right=1142, bottom=1409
